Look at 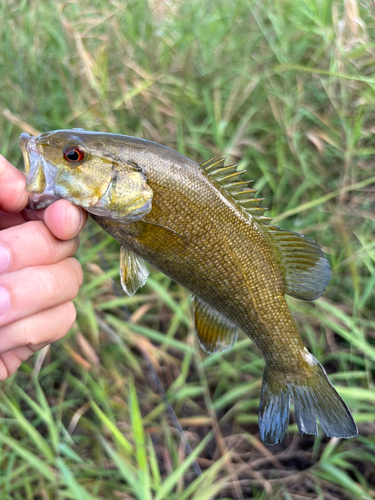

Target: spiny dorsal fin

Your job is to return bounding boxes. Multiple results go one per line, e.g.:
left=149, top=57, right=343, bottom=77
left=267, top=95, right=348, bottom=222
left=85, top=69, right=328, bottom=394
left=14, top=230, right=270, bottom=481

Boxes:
left=264, top=227, right=331, bottom=301
left=200, top=157, right=330, bottom=301
left=119, top=246, right=149, bottom=297
left=194, top=297, right=238, bottom=353
left=200, top=157, right=227, bottom=172
left=200, top=157, right=269, bottom=221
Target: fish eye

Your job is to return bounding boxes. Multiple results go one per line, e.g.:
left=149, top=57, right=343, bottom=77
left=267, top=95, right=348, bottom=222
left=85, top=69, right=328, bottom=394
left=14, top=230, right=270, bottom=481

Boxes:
left=63, top=145, right=86, bottom=163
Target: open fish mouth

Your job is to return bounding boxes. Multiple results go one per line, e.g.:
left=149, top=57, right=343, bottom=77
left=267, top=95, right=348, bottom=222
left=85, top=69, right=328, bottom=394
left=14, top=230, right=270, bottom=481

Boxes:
left=19, top=132, right=61, bottom=210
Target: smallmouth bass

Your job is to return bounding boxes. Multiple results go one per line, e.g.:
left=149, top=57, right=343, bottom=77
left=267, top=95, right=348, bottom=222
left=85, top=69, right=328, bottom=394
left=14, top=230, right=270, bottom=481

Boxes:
left=19, top=129, right=357, bottom=445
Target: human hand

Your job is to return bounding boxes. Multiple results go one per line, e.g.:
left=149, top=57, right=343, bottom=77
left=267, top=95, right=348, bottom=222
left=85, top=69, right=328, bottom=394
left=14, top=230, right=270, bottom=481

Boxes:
left=0, top=154, right=87, bottom=380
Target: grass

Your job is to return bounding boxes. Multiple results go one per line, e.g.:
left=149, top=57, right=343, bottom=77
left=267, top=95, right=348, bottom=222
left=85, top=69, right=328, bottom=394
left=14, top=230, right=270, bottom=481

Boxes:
left=0, top=0, right=375, bottom=498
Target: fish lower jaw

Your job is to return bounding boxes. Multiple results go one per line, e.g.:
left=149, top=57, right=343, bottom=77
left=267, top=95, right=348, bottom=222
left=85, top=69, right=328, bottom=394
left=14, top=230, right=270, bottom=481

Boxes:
left=28, top=192, right=61, bottom=210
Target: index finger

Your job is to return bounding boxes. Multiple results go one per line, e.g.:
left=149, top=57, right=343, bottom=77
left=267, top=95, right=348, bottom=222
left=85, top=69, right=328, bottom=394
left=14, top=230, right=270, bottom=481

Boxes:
left=0, top=155, right=28, bottom=213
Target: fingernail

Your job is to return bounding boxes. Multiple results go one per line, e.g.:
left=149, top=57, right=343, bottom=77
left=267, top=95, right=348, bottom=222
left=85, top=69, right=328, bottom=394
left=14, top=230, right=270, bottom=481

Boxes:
left=0, top=287, right=10, bottom=315
left=0, top=245, right=10, bottom=274
left=67, top=206, right=83, bottom=237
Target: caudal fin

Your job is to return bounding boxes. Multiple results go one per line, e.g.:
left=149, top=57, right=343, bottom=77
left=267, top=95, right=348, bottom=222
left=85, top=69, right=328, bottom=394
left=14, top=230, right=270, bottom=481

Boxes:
left=259, top=352, right=358, bottom=446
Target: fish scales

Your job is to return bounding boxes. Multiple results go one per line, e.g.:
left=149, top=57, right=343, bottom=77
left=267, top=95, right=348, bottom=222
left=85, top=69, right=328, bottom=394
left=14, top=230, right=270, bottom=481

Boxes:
left=92, top=144, right=303, bottom=363
left=19, top=129, right=358, bottom=445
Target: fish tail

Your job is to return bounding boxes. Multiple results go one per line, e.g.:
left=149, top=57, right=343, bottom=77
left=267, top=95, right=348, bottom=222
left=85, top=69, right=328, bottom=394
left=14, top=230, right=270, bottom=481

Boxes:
left=259, top=351, right=357, bottom=446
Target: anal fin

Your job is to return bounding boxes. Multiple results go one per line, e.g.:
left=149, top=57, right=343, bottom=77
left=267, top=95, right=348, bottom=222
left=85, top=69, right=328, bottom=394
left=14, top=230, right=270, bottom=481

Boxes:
left=194, top=297, right=238, bottom=353
left=119, top=246, right=149, bottom=297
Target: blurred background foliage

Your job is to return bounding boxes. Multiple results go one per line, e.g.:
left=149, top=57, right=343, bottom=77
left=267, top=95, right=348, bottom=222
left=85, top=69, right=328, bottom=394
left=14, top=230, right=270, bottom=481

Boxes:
left=1, top=0, right=375, bottom=498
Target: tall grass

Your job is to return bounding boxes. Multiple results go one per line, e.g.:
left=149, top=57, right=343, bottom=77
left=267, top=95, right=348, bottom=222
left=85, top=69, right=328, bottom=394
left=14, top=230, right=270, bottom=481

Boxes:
left=0, top=0, right=374, bottom=498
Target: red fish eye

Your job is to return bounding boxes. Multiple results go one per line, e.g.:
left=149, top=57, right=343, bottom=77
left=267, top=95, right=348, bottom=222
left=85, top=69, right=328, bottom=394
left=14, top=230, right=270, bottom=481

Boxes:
left=63, top=146, right=86, bottom=163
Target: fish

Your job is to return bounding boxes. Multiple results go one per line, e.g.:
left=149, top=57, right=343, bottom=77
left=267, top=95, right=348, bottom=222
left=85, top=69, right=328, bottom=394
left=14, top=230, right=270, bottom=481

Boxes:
left=19, top=129, right=358, bottom=446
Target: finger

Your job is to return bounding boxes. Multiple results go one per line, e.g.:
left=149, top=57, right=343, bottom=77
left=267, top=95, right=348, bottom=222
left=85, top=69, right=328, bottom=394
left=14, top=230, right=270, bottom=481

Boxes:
left=0, top=257, right=83, bottom=328
left=0, top=301, right=76, bottom=354
left=44, top=200, right=87, bottom=240
left=0, top=155, right=28, bottom=213
left=0, top=346, right=34, bottom=380
left=0, top=211, right=27, bottom=230
left=0, top=302, right=76, bottom=379
left=0, top=207, right=45, bottom=231
left=21, top=207, right=46, bottom=222
left=0, top=202, right=81, bottom=231
left=0, top=221, right=80, bottom=274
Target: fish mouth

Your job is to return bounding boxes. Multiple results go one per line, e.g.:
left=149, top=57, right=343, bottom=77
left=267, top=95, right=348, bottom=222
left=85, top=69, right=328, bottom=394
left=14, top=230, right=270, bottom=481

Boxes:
left=19, top=133, right=61, bottom=210
left=19, top=131, right=153, bottom=222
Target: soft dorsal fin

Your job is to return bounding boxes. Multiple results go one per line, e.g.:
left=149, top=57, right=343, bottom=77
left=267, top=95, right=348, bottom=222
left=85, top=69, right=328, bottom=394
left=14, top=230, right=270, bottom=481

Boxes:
left=264, top=227, right=331, bottom=300
left=119, top=246, right=149, bottom=296
left=194, top=297, right=238, bottom=353
left=200, top=157, right=330, bottom=301
left=200, top=157, right=271, bottom=223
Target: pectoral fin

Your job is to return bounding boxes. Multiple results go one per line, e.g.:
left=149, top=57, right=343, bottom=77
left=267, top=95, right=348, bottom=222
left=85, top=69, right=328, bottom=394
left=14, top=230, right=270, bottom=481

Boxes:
left=135, top=220, right=186, bottom=253
left=119, top=246, right=149, bottom=296
left=194, top=297, right=238, bottom=353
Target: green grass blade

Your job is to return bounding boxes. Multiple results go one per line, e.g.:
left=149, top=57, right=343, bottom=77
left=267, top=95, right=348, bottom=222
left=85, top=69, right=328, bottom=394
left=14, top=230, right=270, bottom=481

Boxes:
left=154, top=430, right=214, bottom=500
left=90, top=399, right=133, bottom=455
left=0, top=434, right=55, bottom=482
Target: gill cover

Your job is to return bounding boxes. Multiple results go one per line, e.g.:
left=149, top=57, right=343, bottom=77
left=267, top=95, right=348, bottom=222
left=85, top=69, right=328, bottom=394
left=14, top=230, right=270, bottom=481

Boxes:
left=19, top=130, right=153, bottom=223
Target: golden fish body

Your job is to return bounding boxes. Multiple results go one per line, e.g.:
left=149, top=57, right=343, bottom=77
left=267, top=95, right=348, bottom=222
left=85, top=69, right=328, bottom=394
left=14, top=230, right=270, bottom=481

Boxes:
left=19, top=130, right=357, bottom=445
left=93, top=143, right=300, bottom=361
